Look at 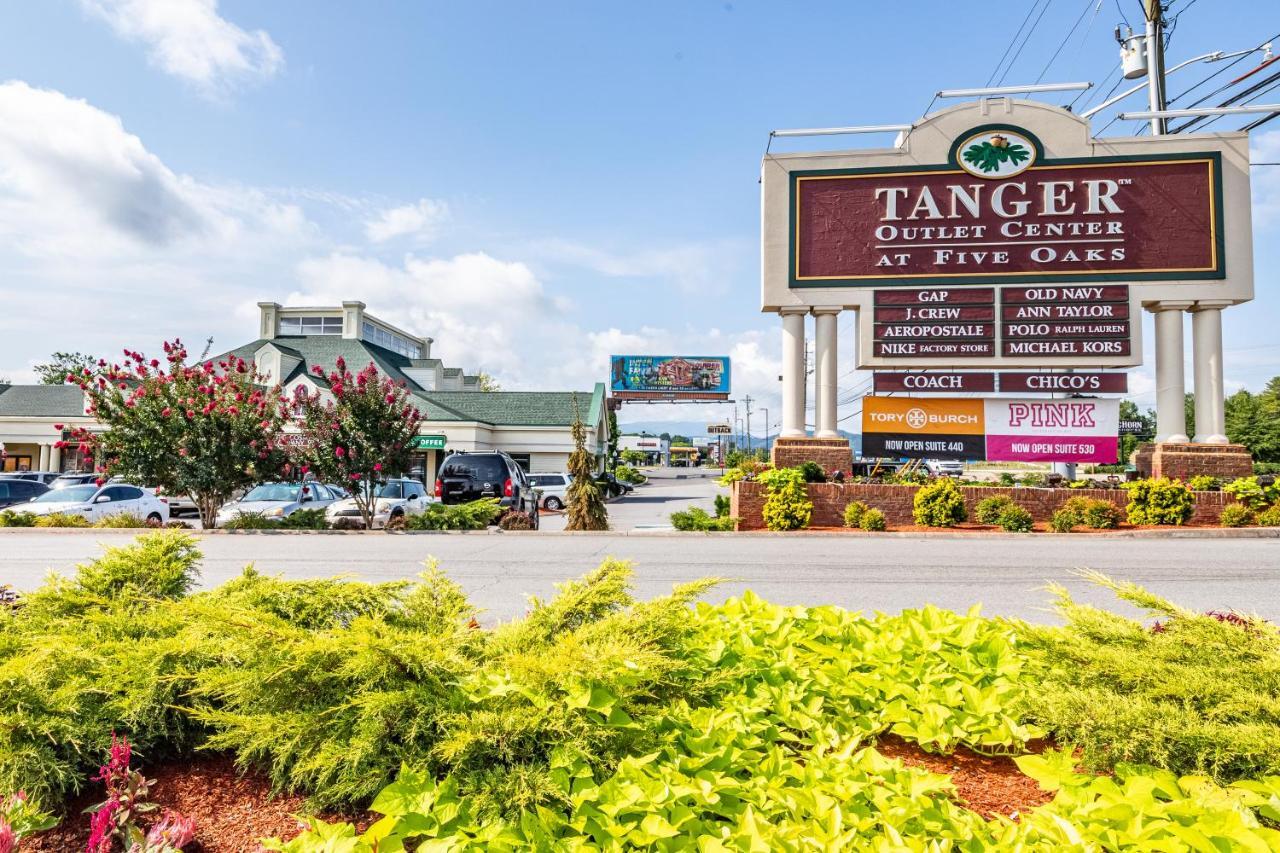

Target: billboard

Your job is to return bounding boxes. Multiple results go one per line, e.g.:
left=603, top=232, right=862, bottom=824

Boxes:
left=610, top=356, right=730, bottom=400
left=861, top=396, right=1119, bottom=462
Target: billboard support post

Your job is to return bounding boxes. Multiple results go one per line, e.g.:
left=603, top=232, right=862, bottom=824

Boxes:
left=1153, top=303, right=1191, bottom=443
left=814, top=308, right=840, bottom=438
left=779, top=308, right=807, bottom=437
left=1191, top=302, right=1230, bottom=443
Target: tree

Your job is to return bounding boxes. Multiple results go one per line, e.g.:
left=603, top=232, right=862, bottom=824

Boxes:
left=1185, top=392, right=1196, bottom=442
left=670, top=435, right=692, bottom=447
left=33, top=352, right=96, bottom=385
left=606, top=408, right=620, bottom=472
left=291, top=357, right=424, bottom=529
left=565, top=399, right=608, bottom=531
left=620, top=449, right=645, bottom=466
left=476, top=373, right=501, bottom=392
left=63, top=341, right=292, bottom=527
left=1118, top=399, right=1155, bottom=462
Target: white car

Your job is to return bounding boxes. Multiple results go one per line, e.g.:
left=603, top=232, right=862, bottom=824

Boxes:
left=215, top=481, right=341, bottom=527
left=22, top=483, right=170, bottom=524
left=325, top=478, right=433, bottom=529
left=528, top=473, right=571, bottom=510
left=923, top=459, right=965, bottom=477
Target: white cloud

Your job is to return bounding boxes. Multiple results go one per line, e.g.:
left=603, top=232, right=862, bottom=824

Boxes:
left=364, top=198, right=449, bottom=244
left=531, top=237, right=749, bottom=296
left=80, top=0, right=283, bottom=95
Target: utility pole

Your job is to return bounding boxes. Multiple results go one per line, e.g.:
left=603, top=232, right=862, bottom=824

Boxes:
left=743, top=394, right=754, bottom=454
left=1145, top=1, right=1169, bottom=136
left=762, top=407, right=770, bottom=456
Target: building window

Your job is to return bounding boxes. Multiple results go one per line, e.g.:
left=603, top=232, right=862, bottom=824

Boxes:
left=362, top=321, right=423, bottom=359
left=279, top=316, right=343, bottom=336
left=508, top=453, right=531, bottom=472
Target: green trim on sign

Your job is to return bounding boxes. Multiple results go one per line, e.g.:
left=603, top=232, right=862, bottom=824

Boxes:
left=409, top=434, right=447, bottom=450
left=945, top=123, right=1046, bottom=170
left=787, top=148, right=1227, bottom=289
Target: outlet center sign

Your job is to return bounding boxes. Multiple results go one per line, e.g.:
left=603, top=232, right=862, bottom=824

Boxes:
left=761, top=100, right=1253, bottom=369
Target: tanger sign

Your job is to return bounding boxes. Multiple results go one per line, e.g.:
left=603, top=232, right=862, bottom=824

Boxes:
left=762, top=100, right=1253, bottom=369
left=862, top=396, right=1119, bottom=463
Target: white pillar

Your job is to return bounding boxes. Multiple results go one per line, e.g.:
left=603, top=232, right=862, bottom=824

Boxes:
left=48, top=443, right=61, bottom=473
left=779, top=308, right=806, bottom=437
left=1152, top=302, right=1191, bottom=443
left=38, top=444, right=50, bottom=471
left=1191, top=302, right=1229, bottom=444
left=813, top=307, right=840, bottom=439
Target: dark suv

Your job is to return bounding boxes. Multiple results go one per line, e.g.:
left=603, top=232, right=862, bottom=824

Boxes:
left=0, top=478, right=48, bottom=508
left=435, top=451, right=540, bottom=526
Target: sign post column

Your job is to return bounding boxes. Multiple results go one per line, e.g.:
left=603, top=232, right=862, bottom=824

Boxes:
left=1152, top=302, right=1191, bottom=443
left=1191, top=301, right=1230, bottom=444
left=779, top=308, right=807, bottom=438
left=813, top=307, right=840, bottom=438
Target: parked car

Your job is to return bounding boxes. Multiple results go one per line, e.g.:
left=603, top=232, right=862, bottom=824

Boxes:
left=325, top=478, right=433, bottom=529
left=435, top=451, right=540, bottom=525
left=595, top=472, right=634, bottom=498
left=22, top=483, right=169, bottom=524
left=528, top=473, right=571, bottom=510
left=922, top=459, right=965, bottom=477
left=0, top=478, right=49, bottom=508
left=50, top=472, right=102, bottom=489
left=0, top=471, right=62, bottom=485
left=214, top=481, right=341, bottom=527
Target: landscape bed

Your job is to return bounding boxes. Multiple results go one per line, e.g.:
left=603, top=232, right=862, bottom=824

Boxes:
left=1, top=531, right=1278, bottom=850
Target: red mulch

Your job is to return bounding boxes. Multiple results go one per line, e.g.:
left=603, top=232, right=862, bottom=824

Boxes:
left=874, top=735, right=1054, bottom=819
left=24, top=755, right=371, bottom=853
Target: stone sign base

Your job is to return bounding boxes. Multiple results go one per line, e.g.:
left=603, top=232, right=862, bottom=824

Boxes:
left=771, top=436, right=853, bottom=474
left=1150, top=442, right=1254, bottom=481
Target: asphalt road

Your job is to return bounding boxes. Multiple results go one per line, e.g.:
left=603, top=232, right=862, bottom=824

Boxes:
left=3, top=525, right=1277, bottom=625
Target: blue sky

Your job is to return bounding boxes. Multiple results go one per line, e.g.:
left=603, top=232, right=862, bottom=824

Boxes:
left=0, top=0, right=1277, bottom=434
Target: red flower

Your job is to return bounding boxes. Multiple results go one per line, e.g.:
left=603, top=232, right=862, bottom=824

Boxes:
left=53, top=423, right=64, bottom=431
left=161, top=408, right=172, bottom=417
left=350, top=473, right=361, bottom=480
left=178, top=448, right=188, bottom=457
left=373, top=463, right=383, bottom=472
left=335, top=447, right=345, bottom=458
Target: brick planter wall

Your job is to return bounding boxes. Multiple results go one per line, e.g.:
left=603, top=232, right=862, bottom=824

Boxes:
left=731, top=480, right=1234, bottom=530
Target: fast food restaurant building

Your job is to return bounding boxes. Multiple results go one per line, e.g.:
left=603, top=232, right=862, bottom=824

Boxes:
left=0, top=301, right=607, bottom=481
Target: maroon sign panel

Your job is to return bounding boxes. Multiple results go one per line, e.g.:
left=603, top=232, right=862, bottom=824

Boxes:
left=794, top=158, right=1221, bottom=285
left=874, top=372, right=996, bottom=393
left=997, top=284, right=1132, bottom=356
left=998, top=372, right=1129, bottom=393
left=874, top=287, right=997, bottom=356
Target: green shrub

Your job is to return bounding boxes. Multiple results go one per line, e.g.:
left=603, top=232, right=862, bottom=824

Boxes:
left=756, top=467, right=812, bottom=531
left=1257, top=505, right=1280, bottom=527
left=75, top=528, right=201, bottom=600
left=1018, top=472, right=1047, bottom=487
left=278, top=508, right=330, bottom=530
left=221, top=511, right=277, bottom=530
left=1224, top=476, right=1280, bottom=511
left=797, top=461, right=826, bottom=483
left=859, top=507, right=887, bottom=531
left=1018, top=572, right=1280, bottom=784
left=912, top=478, right=967, bottom=527
left=1066, top=479, right=1092, bottom=489
left=1219, top=503, right=1255, bottom=528
left=0, top=510, right=36, bottom=528
left=713, top=494, right=730, bottom=518
left=996, top=505, right=1034, bottom=532
left=614, top=464, right=645, bottom=485
left=497, top=510, right=535, bottom=530
left=842, top=500, right=869, bottom=528
left=403, top=498, right=503, bottom=531
left=1124, top=477, right=1195, bottom=526
left=92, top=511, right=155, bottom=529
left=1254, top=462, right=1280, bottom=476
left=33, top=512, right=89, bottom=528
left=1188, top=475, right=1221, bottom=492
left=997, top=473, right=1017, bottom=487
left=670, top=506, right=735, bottom=531
left=1082, top=499, right=1124, bottom=530
left=974, top=495, right=1015, bottom=525
left=1049, top=508, right=1078, bottom=533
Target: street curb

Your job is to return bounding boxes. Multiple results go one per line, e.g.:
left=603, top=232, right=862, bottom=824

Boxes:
left=2, top=527, right=1279, bottom=539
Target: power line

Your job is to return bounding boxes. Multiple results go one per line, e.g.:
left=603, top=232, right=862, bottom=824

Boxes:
left=996, top=0, right=1054, bottom=86
left=985, top=0, right=1044, bottom=87
left=1037, top=0, right=1101, bottom=84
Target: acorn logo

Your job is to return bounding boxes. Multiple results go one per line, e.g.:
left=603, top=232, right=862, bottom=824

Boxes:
left=957, top=129, right=1036, bottom=179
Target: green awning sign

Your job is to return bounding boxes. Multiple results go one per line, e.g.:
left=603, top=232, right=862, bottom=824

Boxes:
left=409, top=435, right=447, bottom=451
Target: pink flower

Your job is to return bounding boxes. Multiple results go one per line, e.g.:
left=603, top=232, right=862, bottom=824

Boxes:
left=53, top=423, right=64, bottom=431
left=373, top=463, right=382, bottom=472
left=334, top=447, right=345, bottom=458
left=300, top=465, right=309, bottom=475
left=161, top=408, right=172, bottom=418
left=0, top=817, right=14, bottom=853
left=146, top=810, right=196, bottom=849
left=178, top=448, right=188, bottom=457
left=350, top=473, right=361, bottom=481
left=86, top=799, right=118, bottom=853
left=385, top=393, right=395, bottom=404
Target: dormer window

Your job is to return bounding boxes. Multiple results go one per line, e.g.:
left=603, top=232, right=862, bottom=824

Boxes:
left=280, top=316, right=343, bottom=335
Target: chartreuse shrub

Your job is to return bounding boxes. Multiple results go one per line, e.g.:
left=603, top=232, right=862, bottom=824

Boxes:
left=912, top=477, right=967, bottom=527
left=1224, top=475, right=1280, bottom=510
left=995, top=504, right=1034, bottom=532
left=278, top=508, right=330, bottom=530
left=974, top=494, right=1015, bottom=525
left=842, top=500, right=869, bottom=527
left=858, top=507, right=887, bottom=531
left=1189, top=474, right=1221, bottom=492
left=33, top=512, right=89, bottom=528
left=0, top=510, right=35, bottom=527
left=1124, top=477, right=1195, bottom=525
left=756, top=466, right=811, bottom=531
left=1258, top=504, right=1280, bottom=527
left=403, top=498, right=502, bottom=530
left=1018, top=571, right=1280, bottom=783
left=1220, top=503, right=1256, bottom=527
left=1051, top=495, right=1124, bottom=532
left=669, top=506, right=735, bottom=531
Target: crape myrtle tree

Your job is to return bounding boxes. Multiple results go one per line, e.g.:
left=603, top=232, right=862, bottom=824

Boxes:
left=291, top=357, right=424, bottom=529
left=60, top=340, right=293, bottom=527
